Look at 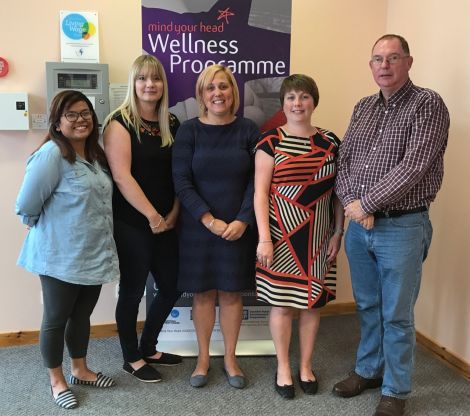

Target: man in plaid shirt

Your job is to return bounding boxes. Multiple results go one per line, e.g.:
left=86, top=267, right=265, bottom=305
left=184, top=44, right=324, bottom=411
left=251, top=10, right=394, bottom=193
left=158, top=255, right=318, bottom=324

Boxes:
left=333, top=34, right=449, bottom=416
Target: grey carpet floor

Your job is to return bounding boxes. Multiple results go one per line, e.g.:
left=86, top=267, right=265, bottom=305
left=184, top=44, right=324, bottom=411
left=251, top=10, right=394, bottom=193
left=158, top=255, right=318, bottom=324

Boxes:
left=0, top=315, right=468, bottom=416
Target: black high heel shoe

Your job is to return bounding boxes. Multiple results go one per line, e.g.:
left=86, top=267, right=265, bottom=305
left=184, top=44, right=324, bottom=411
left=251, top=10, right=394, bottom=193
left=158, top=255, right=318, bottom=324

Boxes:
left=275, top=373, right=295, bottom=399
left=298, top=370, right=318, bottom=395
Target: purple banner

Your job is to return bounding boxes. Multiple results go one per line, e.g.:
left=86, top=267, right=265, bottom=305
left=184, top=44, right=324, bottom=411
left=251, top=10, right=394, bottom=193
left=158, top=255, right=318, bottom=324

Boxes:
left=142, top=0, right=291, bottom=126
left=142, top=1, right=291, bottom=352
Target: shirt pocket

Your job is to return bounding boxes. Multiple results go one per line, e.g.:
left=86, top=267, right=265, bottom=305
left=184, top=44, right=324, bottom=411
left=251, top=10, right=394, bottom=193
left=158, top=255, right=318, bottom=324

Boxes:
left=64, top=168, right=89, bottom=193
left=385, top=122, right=411, bottom=142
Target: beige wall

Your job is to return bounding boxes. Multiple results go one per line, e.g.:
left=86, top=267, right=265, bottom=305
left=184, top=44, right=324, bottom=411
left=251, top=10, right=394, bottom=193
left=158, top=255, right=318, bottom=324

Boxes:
left=387, top=0, right=470, bottom=363
left=1, top=0, right=468, bottom=364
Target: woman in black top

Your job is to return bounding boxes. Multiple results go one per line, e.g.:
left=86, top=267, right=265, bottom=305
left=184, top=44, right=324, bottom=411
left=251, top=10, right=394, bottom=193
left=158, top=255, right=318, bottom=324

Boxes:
left=103, top=55, right=181, bottom=383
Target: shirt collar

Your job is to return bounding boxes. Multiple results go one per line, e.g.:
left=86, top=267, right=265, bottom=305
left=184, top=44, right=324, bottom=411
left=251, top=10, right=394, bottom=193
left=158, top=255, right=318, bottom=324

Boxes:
left=76, top=155, right=98, bottom=172
left=376, top=78, right=414, bottom=106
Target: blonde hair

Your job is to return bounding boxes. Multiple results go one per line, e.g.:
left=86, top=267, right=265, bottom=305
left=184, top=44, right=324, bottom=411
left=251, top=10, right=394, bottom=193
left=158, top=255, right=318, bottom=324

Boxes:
left=104, top=55, right=173, bottom=147
left=195, top=64, right=240, bottom=117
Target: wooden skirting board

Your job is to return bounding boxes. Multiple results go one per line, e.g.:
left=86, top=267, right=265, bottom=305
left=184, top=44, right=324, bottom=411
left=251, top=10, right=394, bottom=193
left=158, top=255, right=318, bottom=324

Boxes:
left=1, top=301, right=468, bottom=380
left=415, top=330, right=470, bottom=380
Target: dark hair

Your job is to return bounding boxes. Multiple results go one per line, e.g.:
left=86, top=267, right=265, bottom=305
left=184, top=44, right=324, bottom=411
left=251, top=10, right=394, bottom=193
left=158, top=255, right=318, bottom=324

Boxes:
left=372, top=34, right=410, bottom=55
left=42, top=90, right=107, bottom=167
left=280, top=74, right=319, bottom=107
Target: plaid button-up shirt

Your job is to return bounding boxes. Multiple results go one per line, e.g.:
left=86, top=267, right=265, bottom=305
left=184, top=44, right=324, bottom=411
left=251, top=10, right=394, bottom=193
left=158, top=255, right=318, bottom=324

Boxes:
left=335, top=79, right=450, bottom=213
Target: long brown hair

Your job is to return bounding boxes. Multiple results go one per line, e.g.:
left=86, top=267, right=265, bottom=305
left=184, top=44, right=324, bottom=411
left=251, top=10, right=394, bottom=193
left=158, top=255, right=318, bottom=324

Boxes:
left=42, top=90, right=107, bottom=167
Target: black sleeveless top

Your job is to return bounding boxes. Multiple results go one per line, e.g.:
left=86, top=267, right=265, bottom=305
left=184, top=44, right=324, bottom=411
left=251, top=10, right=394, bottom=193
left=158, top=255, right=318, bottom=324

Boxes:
left=111, top=112, right=180, bottom=231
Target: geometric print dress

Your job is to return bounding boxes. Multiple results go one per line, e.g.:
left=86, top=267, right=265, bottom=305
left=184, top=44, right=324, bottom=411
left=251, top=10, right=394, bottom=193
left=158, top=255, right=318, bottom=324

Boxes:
left=255, top=127, right=341, bottom=309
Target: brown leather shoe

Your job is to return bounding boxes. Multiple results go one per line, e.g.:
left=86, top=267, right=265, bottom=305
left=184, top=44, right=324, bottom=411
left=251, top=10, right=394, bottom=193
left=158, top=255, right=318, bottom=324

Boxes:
left=332, top=371, right=382, bottom=397
left=374, top=395, right=406, bottom=416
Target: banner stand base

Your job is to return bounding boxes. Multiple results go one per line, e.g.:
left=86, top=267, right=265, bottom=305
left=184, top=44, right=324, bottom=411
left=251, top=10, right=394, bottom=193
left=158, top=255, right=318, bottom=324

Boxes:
left=157, top=340, right=276, bottom=357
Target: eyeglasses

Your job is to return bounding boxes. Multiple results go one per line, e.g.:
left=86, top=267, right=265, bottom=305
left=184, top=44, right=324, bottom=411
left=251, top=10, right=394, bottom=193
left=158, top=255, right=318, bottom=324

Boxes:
left=370, top=54, right=409, bottom=66
left=62, top=110, right=93, bottom=122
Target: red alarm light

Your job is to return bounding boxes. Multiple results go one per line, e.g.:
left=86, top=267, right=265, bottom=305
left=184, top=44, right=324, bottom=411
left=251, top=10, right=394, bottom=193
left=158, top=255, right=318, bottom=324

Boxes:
left=0, top=57, right=9, bottom=77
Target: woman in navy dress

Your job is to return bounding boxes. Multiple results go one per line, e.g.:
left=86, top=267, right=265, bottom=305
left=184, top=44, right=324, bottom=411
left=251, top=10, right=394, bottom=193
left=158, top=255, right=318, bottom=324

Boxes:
left=172, top=64, right=259, bottom=389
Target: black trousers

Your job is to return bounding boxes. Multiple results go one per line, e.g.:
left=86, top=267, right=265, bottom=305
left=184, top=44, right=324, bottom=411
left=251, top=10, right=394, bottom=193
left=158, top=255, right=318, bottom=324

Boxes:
left=114, top=220, right=181, bottom=363
left=39, top=275, right=101, bottom=368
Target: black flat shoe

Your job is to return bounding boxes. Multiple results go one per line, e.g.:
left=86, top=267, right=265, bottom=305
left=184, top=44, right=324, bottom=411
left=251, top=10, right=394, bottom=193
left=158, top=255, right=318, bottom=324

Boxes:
left=144, top=352, right=182, bottom=366
left=123, top=362, right=162, bottom=383
left=275, top=373, right=295, bottom=399
left=299, top=370, right=318, bottom=395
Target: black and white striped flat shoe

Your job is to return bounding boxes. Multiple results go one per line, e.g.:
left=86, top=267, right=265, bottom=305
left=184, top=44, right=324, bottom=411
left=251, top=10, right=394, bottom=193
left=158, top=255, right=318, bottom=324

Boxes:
left=52, top=387, right=78, bottom=409
left=69, top=372, right=116, bottom=388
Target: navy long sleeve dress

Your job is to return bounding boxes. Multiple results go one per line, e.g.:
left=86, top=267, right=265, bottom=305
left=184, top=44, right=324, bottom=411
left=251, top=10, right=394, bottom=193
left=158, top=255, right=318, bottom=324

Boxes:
left=172, top=117, right=259, bottom=292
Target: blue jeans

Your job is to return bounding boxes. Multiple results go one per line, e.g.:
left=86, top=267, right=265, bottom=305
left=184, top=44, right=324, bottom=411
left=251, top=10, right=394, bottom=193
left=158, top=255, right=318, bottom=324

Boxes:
left=345, top=212, right=432, bottom=399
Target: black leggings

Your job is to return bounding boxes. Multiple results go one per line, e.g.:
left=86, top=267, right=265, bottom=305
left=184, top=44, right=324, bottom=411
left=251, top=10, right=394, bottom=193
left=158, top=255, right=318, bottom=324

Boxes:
left=39, top=275, right=101, bottom=368
left=114, top=220, right=181, bottom=363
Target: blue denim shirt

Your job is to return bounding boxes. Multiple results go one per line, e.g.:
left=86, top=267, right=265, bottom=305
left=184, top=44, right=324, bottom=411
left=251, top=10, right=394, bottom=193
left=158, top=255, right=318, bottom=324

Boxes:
left=16, top=140, right=119, bottom=285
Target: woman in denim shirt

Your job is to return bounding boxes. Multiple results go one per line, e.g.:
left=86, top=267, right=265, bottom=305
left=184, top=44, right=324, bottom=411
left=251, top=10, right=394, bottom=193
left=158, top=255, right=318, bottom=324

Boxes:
left=16, top=90, right=119, bottom=409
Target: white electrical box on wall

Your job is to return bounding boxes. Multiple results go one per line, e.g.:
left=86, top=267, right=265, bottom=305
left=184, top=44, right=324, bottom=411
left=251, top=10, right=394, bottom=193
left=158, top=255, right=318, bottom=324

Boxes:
left=0, top=92, right=30, bottom=130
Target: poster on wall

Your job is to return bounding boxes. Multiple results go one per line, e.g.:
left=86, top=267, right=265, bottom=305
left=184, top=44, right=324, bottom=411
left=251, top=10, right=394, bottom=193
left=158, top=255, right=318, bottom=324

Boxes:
left=142, top=0, right=291, bottom=128
left=143, top=0, right=292, bottom=355
left=60, top=11, right=100, bottom=63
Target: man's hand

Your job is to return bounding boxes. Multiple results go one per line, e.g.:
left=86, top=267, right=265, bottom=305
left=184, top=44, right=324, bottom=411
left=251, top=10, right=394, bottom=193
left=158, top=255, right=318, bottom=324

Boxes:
left=345, top=200, right=375, bottom=230
left=345, top=200, right=367, bottom=221
left=358, top=214, right=375, bottom=230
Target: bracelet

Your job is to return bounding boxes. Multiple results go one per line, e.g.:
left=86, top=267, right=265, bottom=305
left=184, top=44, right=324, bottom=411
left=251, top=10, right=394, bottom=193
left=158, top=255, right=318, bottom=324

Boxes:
left=150, top=215, right=163, bottom=230
left=208, top=218, right=215, bottom=229
left=334, top=228, right=344, bottom=236
left=258, top=240, right=272, bottom=243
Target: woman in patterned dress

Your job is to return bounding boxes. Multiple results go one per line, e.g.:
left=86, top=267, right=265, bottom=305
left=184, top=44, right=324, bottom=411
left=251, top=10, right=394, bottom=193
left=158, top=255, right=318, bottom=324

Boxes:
left=254, top=74, right=344, bottom=399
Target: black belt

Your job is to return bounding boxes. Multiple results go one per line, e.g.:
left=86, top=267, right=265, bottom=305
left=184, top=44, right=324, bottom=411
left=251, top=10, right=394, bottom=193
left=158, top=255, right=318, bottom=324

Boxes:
left=374, top=206, right=427, bottom=219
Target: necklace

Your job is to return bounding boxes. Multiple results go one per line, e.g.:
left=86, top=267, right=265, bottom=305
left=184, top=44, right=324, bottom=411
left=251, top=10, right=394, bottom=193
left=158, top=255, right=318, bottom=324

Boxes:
left=140, top=120, right=160, bottom=136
